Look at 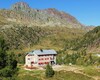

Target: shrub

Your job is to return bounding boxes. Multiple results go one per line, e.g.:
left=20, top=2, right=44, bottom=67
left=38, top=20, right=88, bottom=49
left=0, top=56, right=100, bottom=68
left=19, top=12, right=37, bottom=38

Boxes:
left=45, top=64, right=55, bottom=78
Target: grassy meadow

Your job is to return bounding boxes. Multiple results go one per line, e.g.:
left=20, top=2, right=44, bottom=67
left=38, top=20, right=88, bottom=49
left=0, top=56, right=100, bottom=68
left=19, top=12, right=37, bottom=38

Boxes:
left=15, top=64, right=100, bottom=80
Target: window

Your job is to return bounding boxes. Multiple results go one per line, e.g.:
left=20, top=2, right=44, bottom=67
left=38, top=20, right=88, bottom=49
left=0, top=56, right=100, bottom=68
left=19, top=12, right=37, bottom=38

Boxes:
left=50, top=58, right=53, bottom=60
left=28, top=54, right=33, bottom=56
left=39, top=62, right=43, bottom=65
left=28, top=58, right=30, bottom=60
left=31, top=62, right=34, bottom=64
left=41, top=58, right=44, bottom=60
left=45, top=58, right=49, bottom=60
left=38, top=63, right=41, bottom=65
left=45, top=62, right=49, bottom=64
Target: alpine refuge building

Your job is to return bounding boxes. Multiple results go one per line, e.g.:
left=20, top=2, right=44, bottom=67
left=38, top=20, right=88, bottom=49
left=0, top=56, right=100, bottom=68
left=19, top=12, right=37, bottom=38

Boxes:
left=25, top=49, right=57, bottom=68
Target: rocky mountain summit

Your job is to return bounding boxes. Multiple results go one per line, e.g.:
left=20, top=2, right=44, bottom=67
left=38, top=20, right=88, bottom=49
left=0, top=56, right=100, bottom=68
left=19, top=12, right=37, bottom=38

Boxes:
left=11, top=2, right=31, bottom=11
left=0, top=2, right=84, bottom=28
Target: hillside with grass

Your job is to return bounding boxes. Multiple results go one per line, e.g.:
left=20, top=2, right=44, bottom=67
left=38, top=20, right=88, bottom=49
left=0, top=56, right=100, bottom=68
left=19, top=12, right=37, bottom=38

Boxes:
left=74, top=26, right=100, bottom=53
left=0, top=24, right=85, bottom=51
left=0, top=14, right=8, bottom=25
left=0, top=2, right=89, bottom=52
left=0, top=1, right=100, bottom=80
left=16, top=65, right=99, bottom=80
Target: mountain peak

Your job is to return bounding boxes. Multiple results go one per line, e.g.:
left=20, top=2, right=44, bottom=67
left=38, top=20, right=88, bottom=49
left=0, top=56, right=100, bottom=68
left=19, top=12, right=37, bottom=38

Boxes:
left=0, top=2, right=85, bottom=28
left=11, top=2, right=30, bottom=11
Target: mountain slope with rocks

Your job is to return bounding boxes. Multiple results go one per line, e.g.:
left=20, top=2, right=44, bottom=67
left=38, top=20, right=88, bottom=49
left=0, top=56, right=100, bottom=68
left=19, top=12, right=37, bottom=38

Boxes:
left=0, top=2, right=94, bottom=50
left=0, top=2, right=84, bottom=28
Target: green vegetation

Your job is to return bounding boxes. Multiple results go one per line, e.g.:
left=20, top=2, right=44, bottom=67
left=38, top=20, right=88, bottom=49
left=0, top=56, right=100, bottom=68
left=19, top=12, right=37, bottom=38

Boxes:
left=82, top=66, right=100, bottom=77
left=47, top=71, right=94, bottom=80
left=0, top=25, right=85, bottom=51
left=57, top=49, right=100, bottom=66
left=45, top=64, right=55, bottom=78
left=15, top=67, right=95, bottom=80
left=0, top=25, right=100, bottom=80
left=0, top=37, right=18, bottom=80
left=73, top=26, right=100, bottom=51
left=0, top=2, right=100, bottom=80
left=0, top=25, right=50, bottom=50
left=17, top=75, right=41, bottom=80
left=0, top=14, right=8, bottom=25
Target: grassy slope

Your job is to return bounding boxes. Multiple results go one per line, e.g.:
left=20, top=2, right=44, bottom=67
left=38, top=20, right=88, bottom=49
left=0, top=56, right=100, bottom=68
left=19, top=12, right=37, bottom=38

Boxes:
left=48, top=71, right=94, bottom=80
left=17, top=70, right=94, bottom=80
left=0, top=14, right=8, bottom=25
left=16, top=65, right=98, bottom=80
left=82, top=66, right=100, bottom=77
left=10, top=27, right=85, bottom=54
left=74, top=26, right=100, bottom=53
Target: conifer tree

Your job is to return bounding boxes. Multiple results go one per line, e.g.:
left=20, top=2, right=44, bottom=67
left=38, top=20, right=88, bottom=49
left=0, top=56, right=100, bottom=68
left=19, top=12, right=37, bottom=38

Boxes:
left=0, top=37, right=17, bottom=78
left=45, top=64, right=55, bottom=77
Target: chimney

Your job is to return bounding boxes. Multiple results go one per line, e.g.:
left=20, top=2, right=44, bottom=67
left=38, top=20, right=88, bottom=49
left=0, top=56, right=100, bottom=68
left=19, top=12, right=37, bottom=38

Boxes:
left=40, top=49, right=43, bottom=52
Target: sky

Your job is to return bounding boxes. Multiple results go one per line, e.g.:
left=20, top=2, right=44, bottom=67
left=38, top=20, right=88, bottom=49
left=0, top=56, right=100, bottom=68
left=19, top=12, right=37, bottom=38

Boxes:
left=0, top=0, right=100, bottom=26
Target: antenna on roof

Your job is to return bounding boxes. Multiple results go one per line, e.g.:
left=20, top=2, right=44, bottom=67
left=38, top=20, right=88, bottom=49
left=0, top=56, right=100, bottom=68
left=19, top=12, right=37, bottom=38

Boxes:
left=40, top=49, right=43, bottom=52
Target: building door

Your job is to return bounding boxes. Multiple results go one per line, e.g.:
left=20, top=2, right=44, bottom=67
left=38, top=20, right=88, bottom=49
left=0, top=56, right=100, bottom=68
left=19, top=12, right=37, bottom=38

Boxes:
left=50, top=61, right=55, bottom=65
left=31, top=62, right=34, bottom=67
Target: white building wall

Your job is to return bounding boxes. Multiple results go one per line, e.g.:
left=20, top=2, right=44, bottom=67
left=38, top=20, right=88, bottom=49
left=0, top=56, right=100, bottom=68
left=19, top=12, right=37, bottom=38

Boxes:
left=25, top=54, right=38, bottom=67
left=25, top=54, right=57, bottom=67
left=54, top=55, right=56, bottom=64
